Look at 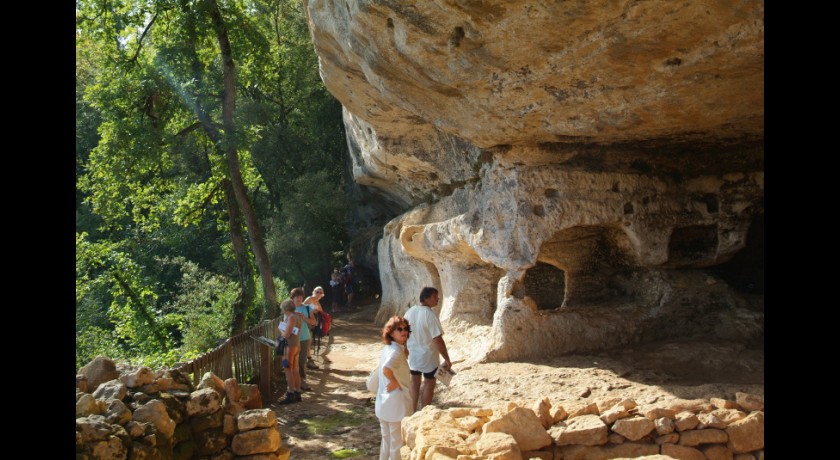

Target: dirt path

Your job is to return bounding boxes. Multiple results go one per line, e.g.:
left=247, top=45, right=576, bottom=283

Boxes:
left=270, top=302, right=383, bottom=459
left=270, top=301, right=764, bottom=459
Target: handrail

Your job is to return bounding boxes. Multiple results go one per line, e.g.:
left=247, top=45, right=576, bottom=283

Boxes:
left=172, top=317, right=283, bottom=395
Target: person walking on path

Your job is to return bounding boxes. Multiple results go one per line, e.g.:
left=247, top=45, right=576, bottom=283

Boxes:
left=291, top=287, right=317, bottom=391
left=342, top=260, right=355, bottom=309
left=278, top=299, right=303, bottom=404
left=302, top=286, right=326, bottom=370
left=375, top=316, right=414, bottom=460
left=330, top=268, right=343, bottom=312
left=403, top=287, right=452, bottom=412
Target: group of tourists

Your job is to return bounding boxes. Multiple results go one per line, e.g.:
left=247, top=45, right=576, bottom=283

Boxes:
left=276, top=286, right=325, bottom=404
left=275, top=280, right=453, bottom=460
left=330, top=260, right=355, bottom=311
left=276, top=257, right=356, bottom=404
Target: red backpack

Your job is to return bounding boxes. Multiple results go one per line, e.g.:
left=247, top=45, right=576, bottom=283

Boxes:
left=321, top=312, right=332, bottom=336
left=314, top=311, right=332, bottom=337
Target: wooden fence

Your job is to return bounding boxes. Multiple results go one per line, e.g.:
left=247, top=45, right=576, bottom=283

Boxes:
left=172, top=318, right=283, bottom=402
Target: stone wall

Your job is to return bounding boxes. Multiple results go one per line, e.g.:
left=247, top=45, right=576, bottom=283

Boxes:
left=400, top=393, right=764, bottom=460
left=75, top=356, right=289, bottom=460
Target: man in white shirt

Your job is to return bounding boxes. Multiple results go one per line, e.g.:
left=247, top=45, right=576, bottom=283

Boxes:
left=404, top=287, right=452, bottom=411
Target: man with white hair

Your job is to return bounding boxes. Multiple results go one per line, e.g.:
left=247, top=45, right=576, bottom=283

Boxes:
left=404, top=286, right=452, bottom=411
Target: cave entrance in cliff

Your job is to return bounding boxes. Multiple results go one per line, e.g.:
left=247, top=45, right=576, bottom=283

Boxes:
left=712, top=213, right=764, bottom=295
left=531, top=225, right=635, bottom=308
left=667, top=224, right=718, bottom=266
left=523, top=262, right=566, bottom=310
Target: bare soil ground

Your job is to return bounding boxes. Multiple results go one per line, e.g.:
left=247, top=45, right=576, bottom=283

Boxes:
left=270, top=301, right=764, bottom=459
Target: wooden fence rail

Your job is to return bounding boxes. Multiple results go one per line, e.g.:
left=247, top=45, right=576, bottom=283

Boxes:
left=172, top=318, right=283, bottom=402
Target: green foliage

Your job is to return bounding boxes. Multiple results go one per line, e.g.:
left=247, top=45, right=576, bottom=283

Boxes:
left=159, top=256, right=238, bottom=353
left=134, top=348, right=196, bottom=371
left=76, top=232, right=172, bottom=356
left=76, top=327, right=125, bottom=369
left=255, top=277, right=289, bottom=317
left=331, top=449, right=366, bottom=459
left=267, top=169, right=349, bottom=285
left=76, top=0, right=350, bottom=366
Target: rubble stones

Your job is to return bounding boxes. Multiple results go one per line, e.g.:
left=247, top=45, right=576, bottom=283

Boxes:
left=74, top=357, right=287, bottom=460
left=402, top=395, right=765, bottom=459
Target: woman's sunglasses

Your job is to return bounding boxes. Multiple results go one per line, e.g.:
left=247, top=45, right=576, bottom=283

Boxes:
left=394, top=326, right=410, bottom=332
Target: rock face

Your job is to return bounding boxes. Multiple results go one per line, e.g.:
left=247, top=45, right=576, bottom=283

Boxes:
left=307, top=0, right=763, bottom=146
left=304, top=0, right=764, bottom=361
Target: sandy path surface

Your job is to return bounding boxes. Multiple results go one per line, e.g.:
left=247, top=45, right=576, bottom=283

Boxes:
left=270, top=303, right=383, bottom=459
left=270, top=301, right=764, bottom=459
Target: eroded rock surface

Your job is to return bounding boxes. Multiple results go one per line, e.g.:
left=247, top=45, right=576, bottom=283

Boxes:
left=304, top=0, right=764, bottom=362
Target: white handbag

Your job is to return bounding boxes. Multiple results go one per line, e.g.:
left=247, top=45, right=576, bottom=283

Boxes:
left=366, top=365, right=379, bottom=393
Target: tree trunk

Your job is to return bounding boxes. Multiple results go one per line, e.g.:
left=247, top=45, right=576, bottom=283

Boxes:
left=209, top=0, right=279, bottom=319
left=179, top=0, right=260, bottom=328
left=223, top=179, right=255, bottom=335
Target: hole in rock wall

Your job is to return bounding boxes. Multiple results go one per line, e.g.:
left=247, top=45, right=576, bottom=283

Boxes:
left=667, top=225, right=718, bottom=266
left=523, top=262, right=566, bottom=310
left=534, top=225, right=638, bottom=308
left=702, top=193, right=719, bottom=214
left=712, top=214, right=764, bottom=295
left=449, top=26, right=465, bottom=47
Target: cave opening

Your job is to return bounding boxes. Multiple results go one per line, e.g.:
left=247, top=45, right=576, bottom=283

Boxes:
left=712, top=214, right=764, bottom=295
left=523, top=262, right=566, bottom=310
left=667, top=224, right=719, bottom=266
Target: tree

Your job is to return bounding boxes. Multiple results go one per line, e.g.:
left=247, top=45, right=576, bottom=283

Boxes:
left=76, top=0, right=350, bottom=364
left=77, top=0, right=278, bottom=326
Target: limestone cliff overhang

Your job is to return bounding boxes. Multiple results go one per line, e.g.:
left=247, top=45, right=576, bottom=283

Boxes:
left=304, top=0, right=764, bottom=362
left=306, top=0, right=763, bottom=147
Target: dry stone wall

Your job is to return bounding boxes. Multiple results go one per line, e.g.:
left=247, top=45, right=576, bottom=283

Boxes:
left=400, top=393, right=764, bottom=460
left=75, top=356, right=289, bottom=460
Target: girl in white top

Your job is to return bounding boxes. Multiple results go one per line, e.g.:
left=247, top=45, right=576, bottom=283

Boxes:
left=303, top=286, right=325, bottom=314
left=375, top=316, right=414, bottom=460
left=302, top=286, right=325, bottom=371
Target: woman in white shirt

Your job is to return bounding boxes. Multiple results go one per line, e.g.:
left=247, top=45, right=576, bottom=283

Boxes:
left=375, top=316, right=414, bottom=460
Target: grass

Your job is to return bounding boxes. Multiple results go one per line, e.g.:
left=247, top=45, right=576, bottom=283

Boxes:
left=299, top=407, right=373, bottom=436
left=302, top=408, right=374, bottom=458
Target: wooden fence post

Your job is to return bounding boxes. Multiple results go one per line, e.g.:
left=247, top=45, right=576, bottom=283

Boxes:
left=259, top=342, right=271, bottom=405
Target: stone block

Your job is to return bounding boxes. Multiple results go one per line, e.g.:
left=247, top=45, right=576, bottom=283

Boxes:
left=735, top=392, right=764, bottom=412
left=231, top=427, right=281, bottom=456
left=237, top=408, right=277, bottom=431
left=476, top=432, right=521, bottom=460
left=702, top=444, right=734, bottom=460
left=556, top=442, right=658, bottom=460
left=549, top=414, right=607, bottom=446
left=678, top=428, right=728, bottom=446
left=662, top=443, right=705, bottom=460
left=611, top=416, right=654, bottom=441
left=726, top=411, right=763, bottom=454
left=482, top=407, right=553, bottom=451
